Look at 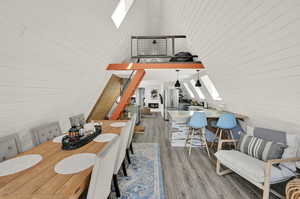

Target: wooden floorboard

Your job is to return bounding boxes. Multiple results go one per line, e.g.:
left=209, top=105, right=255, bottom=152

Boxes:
left=134, top=113, right=281, bottom=199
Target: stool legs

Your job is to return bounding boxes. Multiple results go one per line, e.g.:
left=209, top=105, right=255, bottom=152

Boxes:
left=218, top=129, right=223, bottom=145
left=186, top=128, right=211, bottom=158
left=188, top=128, right=195, bottom=155
left=200, top=128, right=211, bottom=159
left=185, top=127, right=191, bottom=148
left=215, top=129, right=236, bottom=150
left=210, top=128, right=219, bottom=148
left=229, top=130, right=236, bottom=149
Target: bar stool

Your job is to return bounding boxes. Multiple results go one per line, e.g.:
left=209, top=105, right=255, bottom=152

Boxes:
left=211, top=113, right=237, bottom=148
left=185, top=112, right=211, bottom=158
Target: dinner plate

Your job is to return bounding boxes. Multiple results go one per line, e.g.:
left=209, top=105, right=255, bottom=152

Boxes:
left=0, top=154, right=43, bottom=177
left=110, top=122, right=127, bottom=128
left=54, top=153, right=96, bottom=175
left=93, top=133, right=118, bottom=142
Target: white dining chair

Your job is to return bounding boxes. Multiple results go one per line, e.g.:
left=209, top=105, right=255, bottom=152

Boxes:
left=113, top=117, right=135, bottom=198
left=87, top=135, right=120, bottom=199
left=126, top=113, right=137, bottom=164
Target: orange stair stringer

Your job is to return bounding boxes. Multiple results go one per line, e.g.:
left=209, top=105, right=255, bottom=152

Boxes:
left=110, top=69, right=145, bottom=120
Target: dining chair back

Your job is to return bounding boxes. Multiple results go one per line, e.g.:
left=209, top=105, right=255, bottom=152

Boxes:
left=87, top=136, right=120, bottom=199
left=31, top=121, right=62, bottom=145
left=127, top=113, right=137, bottom=149
left=69, top=113, right=85, bottom=127
left=112, top=118, right=135, bottom=198
left=0, top=133, right=22, bottom=162
left=216, top=113, right=237, bottom=129
left=114, top=119, right=134, bottom=173
left=125, top=113, right=137, bottom=164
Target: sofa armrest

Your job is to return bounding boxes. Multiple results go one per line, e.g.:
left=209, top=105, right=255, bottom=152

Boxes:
left=263, top=157, right=300, bottom=196
left=264, top=157, right=300, bottom=178
left=268, top=157, right=300, bottom=165
left=217, top=139, right=238, bottom=151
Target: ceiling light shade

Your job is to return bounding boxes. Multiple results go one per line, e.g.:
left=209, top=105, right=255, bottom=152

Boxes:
left=195, top=69, right=201, bottom=87
left=195, top=79, right=201, bottom=87
left=174, top=70, right=181, bottom=88
left=175, top=80, right=181, bottom=87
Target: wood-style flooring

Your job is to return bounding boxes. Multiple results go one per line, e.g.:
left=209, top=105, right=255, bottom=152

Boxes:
left=134, top=113, right=283, bottom=199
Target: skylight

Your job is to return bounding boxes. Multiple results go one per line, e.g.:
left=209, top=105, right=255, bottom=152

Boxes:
left=111, top=0, right=134, bottom=28
left=190, top=79, right=205, bottom=99
left=201, top=75, right=222, bottom=101
left=183, top=82, right=195, bottom=98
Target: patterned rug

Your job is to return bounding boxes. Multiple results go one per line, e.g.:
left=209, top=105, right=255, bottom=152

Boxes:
left=117, top=143, right=165, bottom=199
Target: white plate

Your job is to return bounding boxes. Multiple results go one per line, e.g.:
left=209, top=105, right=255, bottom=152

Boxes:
left=52, top=134, right=67, bottom=143
left=93, top=133, right=118, bottom=142
left=0, top=154, right=43, bottom=177
left=110, top=122, right=127, bottom=128
left=54, top=153, right=96, bottom=175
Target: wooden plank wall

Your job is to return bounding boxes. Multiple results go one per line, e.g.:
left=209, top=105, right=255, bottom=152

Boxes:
left=159, top=0, right=300, bottom=133
left=87, top=74, right=122, bottom=121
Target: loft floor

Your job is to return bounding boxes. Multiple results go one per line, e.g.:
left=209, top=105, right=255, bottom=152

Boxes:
left=134, top=113, right=282, bottom=199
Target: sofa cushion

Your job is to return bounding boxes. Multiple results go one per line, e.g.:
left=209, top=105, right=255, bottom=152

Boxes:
left=237, top=134, right=286, bottom=161
left=215, top=150, right=295, bottom=184
left=245, top=126, right=300, bottom=171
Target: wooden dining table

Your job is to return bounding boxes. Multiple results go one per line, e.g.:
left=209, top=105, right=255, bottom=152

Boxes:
left=0, top=120, right=128, bottom=199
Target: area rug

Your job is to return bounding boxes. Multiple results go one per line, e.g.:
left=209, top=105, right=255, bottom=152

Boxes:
left=118, top=143, right=165, bottom=199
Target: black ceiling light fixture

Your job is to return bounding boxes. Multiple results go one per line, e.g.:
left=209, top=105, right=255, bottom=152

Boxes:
left=174, top=70, right=181, bottom=88
left=195, top=69, right=202, bottom=87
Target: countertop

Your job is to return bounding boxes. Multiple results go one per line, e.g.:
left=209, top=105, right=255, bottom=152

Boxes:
left=167, top=109, right=247, bottom=122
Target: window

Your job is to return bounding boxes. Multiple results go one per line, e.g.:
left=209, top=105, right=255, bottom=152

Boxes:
left=183, top=82, right=195, bottom=98
left=111, top=0, right=134, bottom=28
left=201, top=75, right=222, bottom=100
left=190, top=79, right=205, bottom=99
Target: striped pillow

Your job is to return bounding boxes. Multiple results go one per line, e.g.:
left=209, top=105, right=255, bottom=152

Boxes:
left=237, top=134, right=286, bottom=161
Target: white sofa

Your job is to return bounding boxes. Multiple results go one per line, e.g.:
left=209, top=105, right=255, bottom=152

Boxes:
left=215, top=126, right=300, bottom=199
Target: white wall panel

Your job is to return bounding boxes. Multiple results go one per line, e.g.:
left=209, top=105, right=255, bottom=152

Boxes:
left=159, top=0, right=300, bottom=133
left=0, top=0, right=149, bottom=150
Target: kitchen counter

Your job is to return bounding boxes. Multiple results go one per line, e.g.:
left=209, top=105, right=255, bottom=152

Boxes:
left=168, top=109, right=247, bottom=123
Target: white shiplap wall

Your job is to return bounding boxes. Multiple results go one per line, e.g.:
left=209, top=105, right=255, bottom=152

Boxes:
left=0, top=0, right=150, bottom=150
left=159, top=0, right=300, bottom=134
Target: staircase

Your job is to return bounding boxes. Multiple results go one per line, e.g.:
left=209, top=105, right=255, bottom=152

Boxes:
left=110, top=69, right=145, bottom=120
left=87, top=74, right=122, bottom=121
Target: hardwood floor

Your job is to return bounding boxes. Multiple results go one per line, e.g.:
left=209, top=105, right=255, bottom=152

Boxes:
left=134, top=113, right=282, bottom=199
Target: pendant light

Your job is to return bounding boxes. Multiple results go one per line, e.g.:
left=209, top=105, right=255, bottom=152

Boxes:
left=174, top=70, right=181, bottom=88
left=195, top=70, right=202, bottom=87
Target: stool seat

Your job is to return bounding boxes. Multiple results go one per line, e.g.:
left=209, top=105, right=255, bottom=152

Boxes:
left=187, top=112, right=207, bottom=129
left=210, top=113, right=238, bottom=149
left=216, top=113, right=237, bottom=129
